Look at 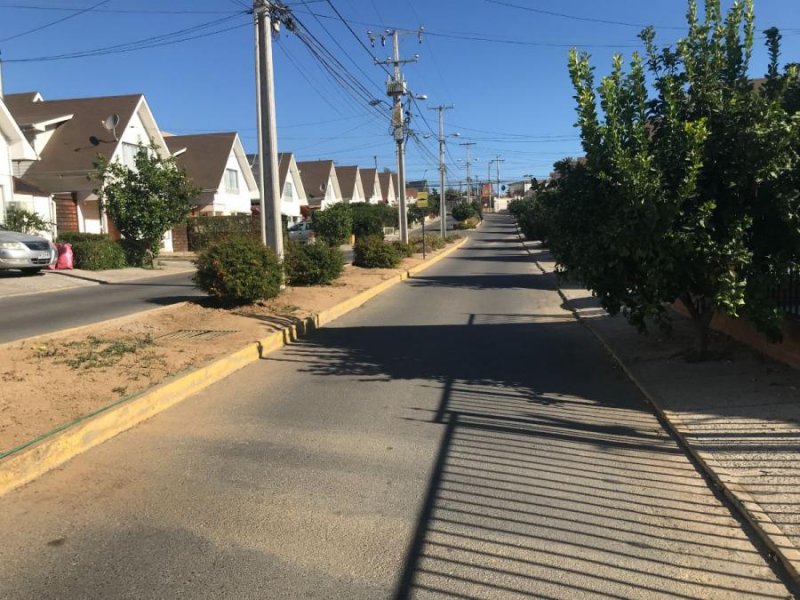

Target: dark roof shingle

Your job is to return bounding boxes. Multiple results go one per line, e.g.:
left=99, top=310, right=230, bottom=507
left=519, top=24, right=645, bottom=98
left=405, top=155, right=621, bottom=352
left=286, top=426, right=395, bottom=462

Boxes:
left=165, top=133, right=237, bottom=192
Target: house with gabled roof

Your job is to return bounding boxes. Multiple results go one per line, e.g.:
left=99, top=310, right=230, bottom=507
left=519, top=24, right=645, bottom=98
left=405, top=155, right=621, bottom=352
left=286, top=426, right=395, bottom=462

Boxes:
left=0, top=96, right=49, bottom=232
left=378, top=171, right=397, bottom=205
left=336, top=165, right=365, bottom=204
left=164, top=132, right=257, bottom=216
left=359, top=167, right=381, bottom=204
left=248, top=152, right=308, bottom=224
left=4, top=91, right=170, bottom=236
left=296, top=159, right=342, bottom=210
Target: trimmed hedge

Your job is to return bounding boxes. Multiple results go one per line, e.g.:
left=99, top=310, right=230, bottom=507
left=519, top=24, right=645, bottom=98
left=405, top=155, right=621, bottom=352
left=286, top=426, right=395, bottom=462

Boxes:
left=71, top=239, right=127, bottom=270
left=353, top=235, right=402, bottom=268
left=312, top=204, right=352, bottom=246
left=285, top=240, right=344, bottom=286
left=187, top=215, right=259, bottom=251
left=193, top=237, right=282, bottom=305
left=56, top=232, right=109, bottom=244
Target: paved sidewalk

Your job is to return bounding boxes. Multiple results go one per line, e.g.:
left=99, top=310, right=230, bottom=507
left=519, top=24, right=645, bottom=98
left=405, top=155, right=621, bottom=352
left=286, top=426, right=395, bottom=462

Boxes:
left=520, top=236, right=800, bottom=583
left=0, top=260, right=195, bottom=299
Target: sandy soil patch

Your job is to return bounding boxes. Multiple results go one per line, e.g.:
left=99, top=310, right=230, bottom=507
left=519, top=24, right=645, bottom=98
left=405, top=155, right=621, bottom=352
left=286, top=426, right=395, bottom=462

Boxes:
left=0, top=248, right=449, bottom=453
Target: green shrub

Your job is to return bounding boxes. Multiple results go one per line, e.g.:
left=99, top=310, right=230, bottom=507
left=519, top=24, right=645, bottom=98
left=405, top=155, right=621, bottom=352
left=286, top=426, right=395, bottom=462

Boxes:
left=454, top=217, right=480, bottom=230
left=119, top=238, right=156, bottom=267
left=445, top=234, right=463, bottom=243
left=470, top=200, right=483, bottom=219
left=285, top=241, right=344, bottom=286
left=56, top=232, right=109, bottom=244
left=312, top=204, right=353, bottom=246
left=510, top=196, right=554, bottom=243
left=193, top=237, right=282, bottom=305
left=354, top=235, right=402, bottom=268
left=350, top=203, right=386, bottom=239
left=409, top=233, right=446, bottom=254
left=407, top=205, right=427, bottom=225
left=187, top=215, right=259, bottom=251
left=451, top=203, right=478, bottom=222
left=71, top=239, right=127, bottom=270
left=4, top=207, right=53, bottom=235
left=390, top=241, right=414, bottom=258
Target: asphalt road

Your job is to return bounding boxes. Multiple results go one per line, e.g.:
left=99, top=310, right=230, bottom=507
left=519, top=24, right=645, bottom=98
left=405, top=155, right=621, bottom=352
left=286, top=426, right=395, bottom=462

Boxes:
left=0, top=214, right=794, bottom=599
left=0, top=272, right=203, bottom=343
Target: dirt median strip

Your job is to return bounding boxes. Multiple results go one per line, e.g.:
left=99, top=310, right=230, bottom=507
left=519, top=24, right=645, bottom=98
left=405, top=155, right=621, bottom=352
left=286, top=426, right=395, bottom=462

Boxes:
left=512, top=224, right=800, bottom=586
left=0, top=237, right=468, bottom=496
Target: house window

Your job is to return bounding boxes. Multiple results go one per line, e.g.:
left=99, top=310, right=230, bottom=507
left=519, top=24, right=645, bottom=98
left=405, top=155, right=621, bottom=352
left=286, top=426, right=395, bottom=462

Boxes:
left=282, top=180, right=294, bottom=200
left=121, top=142, right=139, bottom=170
left=225, top=169, right=239, bottom=193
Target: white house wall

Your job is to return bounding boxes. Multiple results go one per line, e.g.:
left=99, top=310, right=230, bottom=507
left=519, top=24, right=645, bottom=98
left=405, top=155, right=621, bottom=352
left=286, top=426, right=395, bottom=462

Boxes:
left=0, top=134, right=12, bottom=224
left=368, top=174, right=381, bottom=204
left=281, top=172, right=302, bottom=218
left=111, top=109, right=151, bottom=161
left=212, top=151, right=253, bottom=215
left=321, top=175, right=340, bottom=210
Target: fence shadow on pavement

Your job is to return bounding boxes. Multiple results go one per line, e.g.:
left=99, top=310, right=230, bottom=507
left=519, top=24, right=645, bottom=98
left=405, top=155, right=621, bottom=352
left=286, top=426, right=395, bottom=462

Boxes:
left=270, top=308, right=792, bottom=599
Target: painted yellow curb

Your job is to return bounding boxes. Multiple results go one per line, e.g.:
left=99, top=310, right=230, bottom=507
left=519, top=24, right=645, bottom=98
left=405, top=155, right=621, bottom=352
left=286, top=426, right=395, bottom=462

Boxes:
left=0, top=237, right=468, bottom=497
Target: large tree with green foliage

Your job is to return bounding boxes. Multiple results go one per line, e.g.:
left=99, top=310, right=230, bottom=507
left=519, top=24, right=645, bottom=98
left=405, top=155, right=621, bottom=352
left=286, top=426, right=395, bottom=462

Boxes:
left=560, top=0, right=800, bottom=354
left=93, top=144, right=198, bottom=265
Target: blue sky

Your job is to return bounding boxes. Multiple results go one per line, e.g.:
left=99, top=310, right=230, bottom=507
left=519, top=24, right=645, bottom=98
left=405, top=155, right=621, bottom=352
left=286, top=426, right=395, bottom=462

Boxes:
left=2, top=0, right=798, bottom=187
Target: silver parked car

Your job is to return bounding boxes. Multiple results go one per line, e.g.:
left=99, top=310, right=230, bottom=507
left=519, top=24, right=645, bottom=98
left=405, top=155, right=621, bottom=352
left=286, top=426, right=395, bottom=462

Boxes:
left=287, top=220, right=316, bottom=244
left=0, top=225, right=57, bottom=275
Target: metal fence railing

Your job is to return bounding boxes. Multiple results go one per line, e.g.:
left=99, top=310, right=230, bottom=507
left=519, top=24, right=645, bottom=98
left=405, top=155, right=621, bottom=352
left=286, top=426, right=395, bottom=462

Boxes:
left=775, top=267, right=800, bottom=320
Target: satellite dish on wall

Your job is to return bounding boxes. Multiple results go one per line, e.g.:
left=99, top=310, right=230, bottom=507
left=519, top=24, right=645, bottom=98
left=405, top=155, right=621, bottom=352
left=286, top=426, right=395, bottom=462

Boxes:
left=101, top=113, right=120, bottom=140
left=319, top=183, right=326, bottom=193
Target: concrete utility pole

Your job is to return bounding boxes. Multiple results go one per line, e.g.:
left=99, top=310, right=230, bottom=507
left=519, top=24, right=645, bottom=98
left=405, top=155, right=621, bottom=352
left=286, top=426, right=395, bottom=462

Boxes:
left=488, top=156, right=504, bottom=212
left=372, top=28, right=422, bottom=244
left=459, top=142, right=476, bottom=205
left=254, top=0, right=283, bottom=259
left=429, top=104, right=453, bottom=238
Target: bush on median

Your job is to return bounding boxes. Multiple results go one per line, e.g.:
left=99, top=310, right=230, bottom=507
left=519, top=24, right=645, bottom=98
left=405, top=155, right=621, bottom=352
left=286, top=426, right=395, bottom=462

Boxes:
left=409, top=233, right=446, bottom=254
left=390, top=241, right=414, bottom=258
left=353, top=235, right=402, bottom=268
left=68, top=237, right=128, bottom=270
left=451, top=202, right=479, bottom=222
left=193, top=237, right=282, bottom=305
left=284, top=240, right=344, bottom=286
left=454, top=217, right=480, bottom=230
left=312, top=204, right=353, bottom=246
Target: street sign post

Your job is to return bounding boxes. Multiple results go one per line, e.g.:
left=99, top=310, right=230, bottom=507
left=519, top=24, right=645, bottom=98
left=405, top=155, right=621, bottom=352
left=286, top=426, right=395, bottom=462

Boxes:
left=417, top=192, right=428, bottom=258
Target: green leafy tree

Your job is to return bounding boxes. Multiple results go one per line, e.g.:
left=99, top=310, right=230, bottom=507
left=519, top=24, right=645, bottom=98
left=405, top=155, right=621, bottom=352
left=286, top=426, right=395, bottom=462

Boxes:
left=3, top=207, right=52, bottom=235
left=560, top=0, right=800, bottom=354
left=93, top=144, right=199, bottom=265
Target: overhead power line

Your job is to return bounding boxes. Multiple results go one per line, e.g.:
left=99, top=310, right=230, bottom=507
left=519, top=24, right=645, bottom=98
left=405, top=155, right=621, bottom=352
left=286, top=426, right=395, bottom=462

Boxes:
left=0, top=3, right=241, bottom=15
left=482, top=0, right=685, bottom=30
left=0, top=0, right=112, bottom=43
left=3, top=12, right=249, bottom=63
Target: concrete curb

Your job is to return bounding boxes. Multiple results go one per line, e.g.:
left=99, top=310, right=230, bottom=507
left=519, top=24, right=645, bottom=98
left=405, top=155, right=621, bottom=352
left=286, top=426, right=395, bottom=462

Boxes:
left=49, top=266, right=196, bottom=285
left=512, top=224, right=800, bottom=585
left=0, top=237, right=468, bottom=497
